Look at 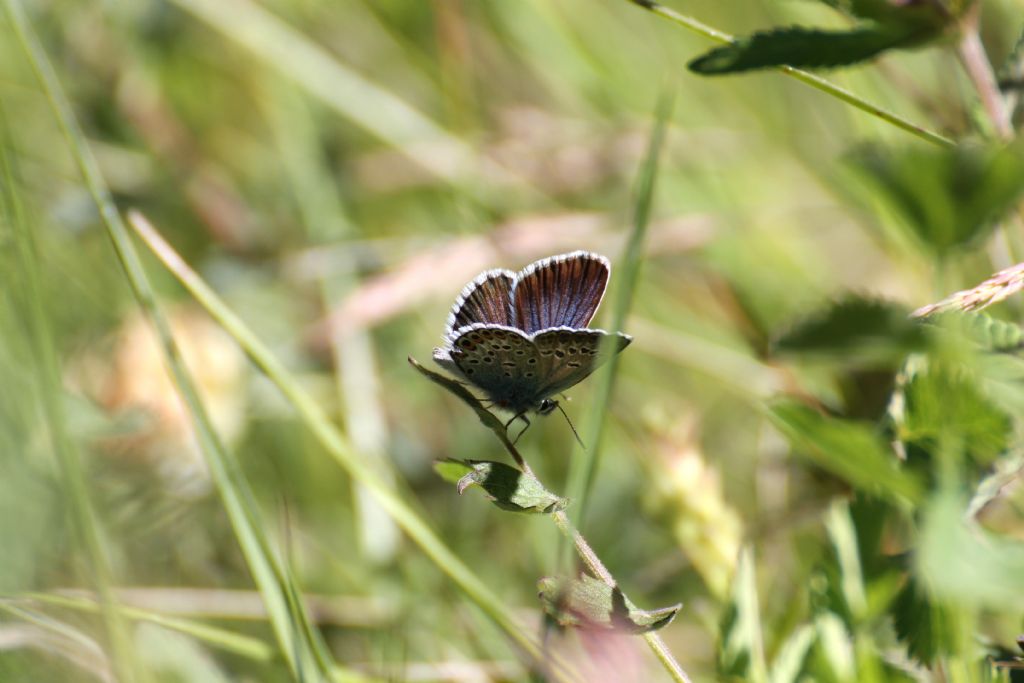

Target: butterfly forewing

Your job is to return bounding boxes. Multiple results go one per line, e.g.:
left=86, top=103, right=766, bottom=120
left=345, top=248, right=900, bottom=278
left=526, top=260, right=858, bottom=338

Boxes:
left=531, top=328, right=632, bottom=397
left=513, top=252, right=609, bottom=334
left=445, top=270, right=515, bottom=339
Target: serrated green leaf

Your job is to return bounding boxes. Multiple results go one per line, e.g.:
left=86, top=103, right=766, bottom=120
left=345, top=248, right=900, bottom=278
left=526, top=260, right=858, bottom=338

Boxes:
left=891, top=575, right=955, bottom=665
left=442, top=459, right=568, bottom=514
left=688, top=24, right=924, bottom=75
left=774, top=297, right=928, bottom=364
left=846, top=142, right=1024, bottom=254
left=899, top=362, right=1010, bottom=466
left=769, top=401, right=923, bottom=502
left=538, top=574, right=680, bottom=634
left=927, top=312, right=1024, bottom=352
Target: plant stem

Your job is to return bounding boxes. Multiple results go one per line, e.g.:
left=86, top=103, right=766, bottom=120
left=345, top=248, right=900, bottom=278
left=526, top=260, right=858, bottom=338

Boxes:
left=956, top=4, right=1013, bottom=140
left=408, top=356, right=693, bottom=681
left=624, top=0, right=955, bottom=148
left=550, top=511, right=693, bottom=683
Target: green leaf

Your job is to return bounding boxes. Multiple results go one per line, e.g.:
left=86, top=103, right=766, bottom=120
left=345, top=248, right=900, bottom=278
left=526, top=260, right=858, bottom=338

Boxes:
left=768, top=624, right=816, bottom=683
left=813, top=612, right=856, bottom=680
left=926, top=312, right=1024, bottom=352
left=774, top=297, right=928, bottom=365
left=410, top=358, right=509, bottom=440
left=845, top=142, right=1024, bottom=254
left=891, top=575, right=956, bottom=664
left=537, top=574, right=680, bottom=634
left=433, top=458, right=475, bottom=485
left=437, top=459, right=568, bottom=514
left=897, top=361, right=1010, bottom=467
left=688, top=24, right=924, bottom=75
left=769, top=401, right=923, bottom=502
left=718, top=547, right=767, bottom=680
left=918, top=493, right=1024, bottom=610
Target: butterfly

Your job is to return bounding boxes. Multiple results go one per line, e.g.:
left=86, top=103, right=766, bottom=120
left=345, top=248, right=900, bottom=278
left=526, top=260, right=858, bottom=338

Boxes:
left=433, top=251, right=632, bottom=426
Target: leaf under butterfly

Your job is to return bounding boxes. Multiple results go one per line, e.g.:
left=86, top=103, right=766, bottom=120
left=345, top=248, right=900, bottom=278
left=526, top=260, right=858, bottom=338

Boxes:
left=408, top=356, right=510, bottom=443
left=435, top=459, right=568, bottom=514
left=537, top=574, right=680, bottom=634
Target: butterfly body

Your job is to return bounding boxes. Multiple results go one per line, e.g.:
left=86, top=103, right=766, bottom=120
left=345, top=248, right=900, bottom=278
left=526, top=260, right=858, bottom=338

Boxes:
left=433, top=251, right=631, bottom=417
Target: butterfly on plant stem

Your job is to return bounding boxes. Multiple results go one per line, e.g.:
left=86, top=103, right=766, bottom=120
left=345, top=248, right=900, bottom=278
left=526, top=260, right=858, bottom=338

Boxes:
left=433, top=251, right=632, bottom=431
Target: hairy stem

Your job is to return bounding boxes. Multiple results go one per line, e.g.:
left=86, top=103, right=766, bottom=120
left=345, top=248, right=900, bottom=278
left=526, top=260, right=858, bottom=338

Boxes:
left=956, top=5, right=1013, bottom=140
left=409, top=360, right=694, bottom=683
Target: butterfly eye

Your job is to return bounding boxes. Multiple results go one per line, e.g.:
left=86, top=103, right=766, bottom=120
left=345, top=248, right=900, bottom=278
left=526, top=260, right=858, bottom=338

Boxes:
left=537, top=399, right=558, bottom=415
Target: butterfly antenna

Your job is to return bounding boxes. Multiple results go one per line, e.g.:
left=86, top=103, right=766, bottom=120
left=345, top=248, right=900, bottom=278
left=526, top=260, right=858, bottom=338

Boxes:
left=556, top=402, right=586, bottom=450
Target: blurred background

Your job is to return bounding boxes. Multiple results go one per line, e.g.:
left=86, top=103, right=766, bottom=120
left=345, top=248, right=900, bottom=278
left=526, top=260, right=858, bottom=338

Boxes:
left=3, top=0, right=1024, bottom=681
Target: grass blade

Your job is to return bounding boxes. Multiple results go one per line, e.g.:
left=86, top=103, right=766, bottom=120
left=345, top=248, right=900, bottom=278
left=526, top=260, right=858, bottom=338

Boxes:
left=0, top=96, right=144, bottom=683
left=568, top=90, right=673, bottom=528
left=2, top=2, right=335, bottom=679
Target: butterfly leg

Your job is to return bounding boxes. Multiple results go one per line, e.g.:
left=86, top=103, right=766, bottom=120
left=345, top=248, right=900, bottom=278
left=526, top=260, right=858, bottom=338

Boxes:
left=510, top=414, right=532, bottom=445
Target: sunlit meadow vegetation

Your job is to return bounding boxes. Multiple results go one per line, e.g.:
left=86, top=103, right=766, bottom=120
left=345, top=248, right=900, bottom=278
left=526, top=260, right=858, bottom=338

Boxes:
left=2, top=0, right=1024, bottom=681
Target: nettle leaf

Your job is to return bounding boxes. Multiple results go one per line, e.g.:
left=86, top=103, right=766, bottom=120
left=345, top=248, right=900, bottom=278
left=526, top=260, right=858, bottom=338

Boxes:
left=769, top=401, right=923, bottom=502
left=538, top=574, right=680, bottom=634
left=774, top=297, right=928, bottom=365
left=897, top=361, right=1011, bottom=466
left=435, top=459, right=568, bottom=514
left=846, top=142, right=1024, bottom=254
left=926, top=312, right=1024, bottom=352
left=689, top=24, right=922, bottom=75
left=891, top=575, right=956, bottom=665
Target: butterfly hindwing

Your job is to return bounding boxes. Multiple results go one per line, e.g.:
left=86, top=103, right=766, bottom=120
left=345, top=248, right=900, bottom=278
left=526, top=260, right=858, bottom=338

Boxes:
left=445, top=269, right=515, bottom=339
left=531, top=327, right=632, bottom=397
left=447, top=324, right=545, bottom=412
left=512, top=251, right=610, bottom=334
